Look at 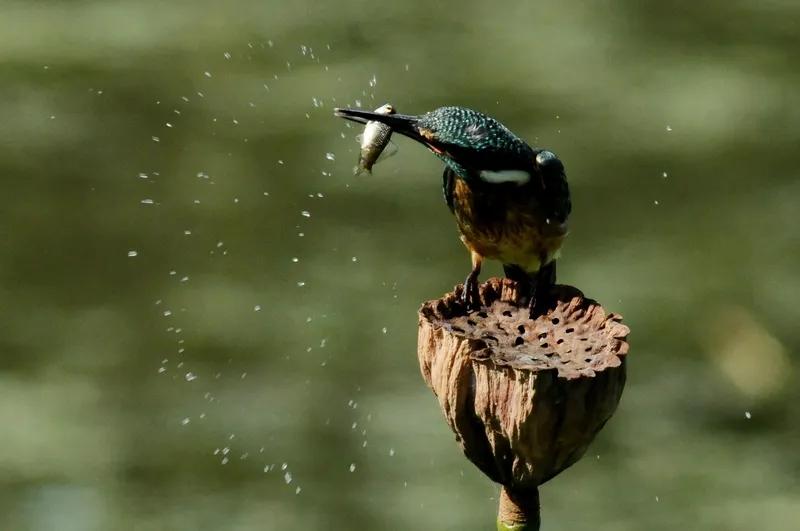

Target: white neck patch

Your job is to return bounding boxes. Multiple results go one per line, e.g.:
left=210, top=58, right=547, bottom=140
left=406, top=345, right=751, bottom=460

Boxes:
left=478, top=169, right=531, bottom=185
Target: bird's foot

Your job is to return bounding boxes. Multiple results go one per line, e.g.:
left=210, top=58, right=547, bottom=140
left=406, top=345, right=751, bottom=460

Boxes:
left=528, top=297, right=543, bottom=320
left=527, top=285, right=552, bottom=320
left=460, top=277, right=482, bottom=313
left=527, top=261, right=557, bottom=319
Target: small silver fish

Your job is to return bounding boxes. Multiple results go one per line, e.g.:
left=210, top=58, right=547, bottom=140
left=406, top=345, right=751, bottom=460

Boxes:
left=356, top=103, right=396, bottom=175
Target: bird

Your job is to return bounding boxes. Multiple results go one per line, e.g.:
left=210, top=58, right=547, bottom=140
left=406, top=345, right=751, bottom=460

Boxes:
left=334, top=106, right=571, bottom=316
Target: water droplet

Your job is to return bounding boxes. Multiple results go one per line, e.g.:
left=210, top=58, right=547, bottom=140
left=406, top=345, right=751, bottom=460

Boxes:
left=181, top=417, right=191, bottom=425
left=349, top=463, right=356, bottom=472
left=297, top=281, right=305, bottom=287
left=351, top=256, right=358, bottom=262
left=254, top=305, right=262, bottom=312
left=223, top=52, right=231, bottom=60
left=204, top=71, right=212, bottom=78
left=151, top=136, right=160, bottom=142
left=295, top=486, right=302, bottom=495
left=745, top=411, right=752, bottom=419
left=165, top=122, right=173, bottom=128
left=325, top=152, right=335, bottom=161
left=389, top=448, right=395, bottom=456
left=127, top=250, right=138, bottom=257
left=292, top=257, right=299, bottom=263
left=665, top=125, right=672, bottom=132
left=382, top=327, right=388, bottom=334
left=185, top=372, right=197, bottom=381
left=301, top=210, right=311, bottom=218
left=662, top=172, right=668, bottom=178
left=284, top=472, right=293, bottom=484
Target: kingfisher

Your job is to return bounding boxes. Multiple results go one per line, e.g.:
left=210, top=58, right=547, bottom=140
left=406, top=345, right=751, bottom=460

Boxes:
left=334, top=106, right=571, bottom=316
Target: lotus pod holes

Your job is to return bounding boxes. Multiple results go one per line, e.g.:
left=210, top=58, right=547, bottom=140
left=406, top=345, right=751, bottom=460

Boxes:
left=417, top=278, right=630, bottom=529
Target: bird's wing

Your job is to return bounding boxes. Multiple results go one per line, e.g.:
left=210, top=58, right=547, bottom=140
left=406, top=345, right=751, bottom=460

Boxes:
left=442, top=167, right=457, bottom=214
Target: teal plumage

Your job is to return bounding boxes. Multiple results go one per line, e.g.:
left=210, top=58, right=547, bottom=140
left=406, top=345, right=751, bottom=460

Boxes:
left=334, top=105, right=571, bottom=316
left=416, top=107, right=536, bottom=178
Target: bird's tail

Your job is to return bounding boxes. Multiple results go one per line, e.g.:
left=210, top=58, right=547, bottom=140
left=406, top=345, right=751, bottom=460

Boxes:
left=503, top=261, right=557, bottom=292
left=503, top=264, right=535, bottom=291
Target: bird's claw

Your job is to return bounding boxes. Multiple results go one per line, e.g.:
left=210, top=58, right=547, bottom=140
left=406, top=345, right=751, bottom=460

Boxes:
left=527, top=261, right=556, bottom=320
left=461, top=279, right=482, bottom=312
left=528, top=297, right=543, bottom=320
left=527, top=286, right=552, bottom=319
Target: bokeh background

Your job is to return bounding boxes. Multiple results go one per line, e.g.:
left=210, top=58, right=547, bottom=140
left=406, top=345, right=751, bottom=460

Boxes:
left=2, top=1, right=799, bottom=529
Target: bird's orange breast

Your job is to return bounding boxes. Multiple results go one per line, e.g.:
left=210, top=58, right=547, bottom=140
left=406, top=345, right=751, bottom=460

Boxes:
left=451, top=179, right=566, bottom=273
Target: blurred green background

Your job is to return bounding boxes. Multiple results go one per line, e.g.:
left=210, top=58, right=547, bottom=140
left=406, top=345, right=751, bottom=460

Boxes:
left=1, top=0, right=799, bottom=529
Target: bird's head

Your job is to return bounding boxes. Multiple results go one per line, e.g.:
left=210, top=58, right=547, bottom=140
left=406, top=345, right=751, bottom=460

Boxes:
left=335, top=105, right=562, bottom=187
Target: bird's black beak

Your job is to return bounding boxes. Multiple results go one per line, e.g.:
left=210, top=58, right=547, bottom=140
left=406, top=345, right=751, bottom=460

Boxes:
left=334, top=108, right=425, bottom=143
